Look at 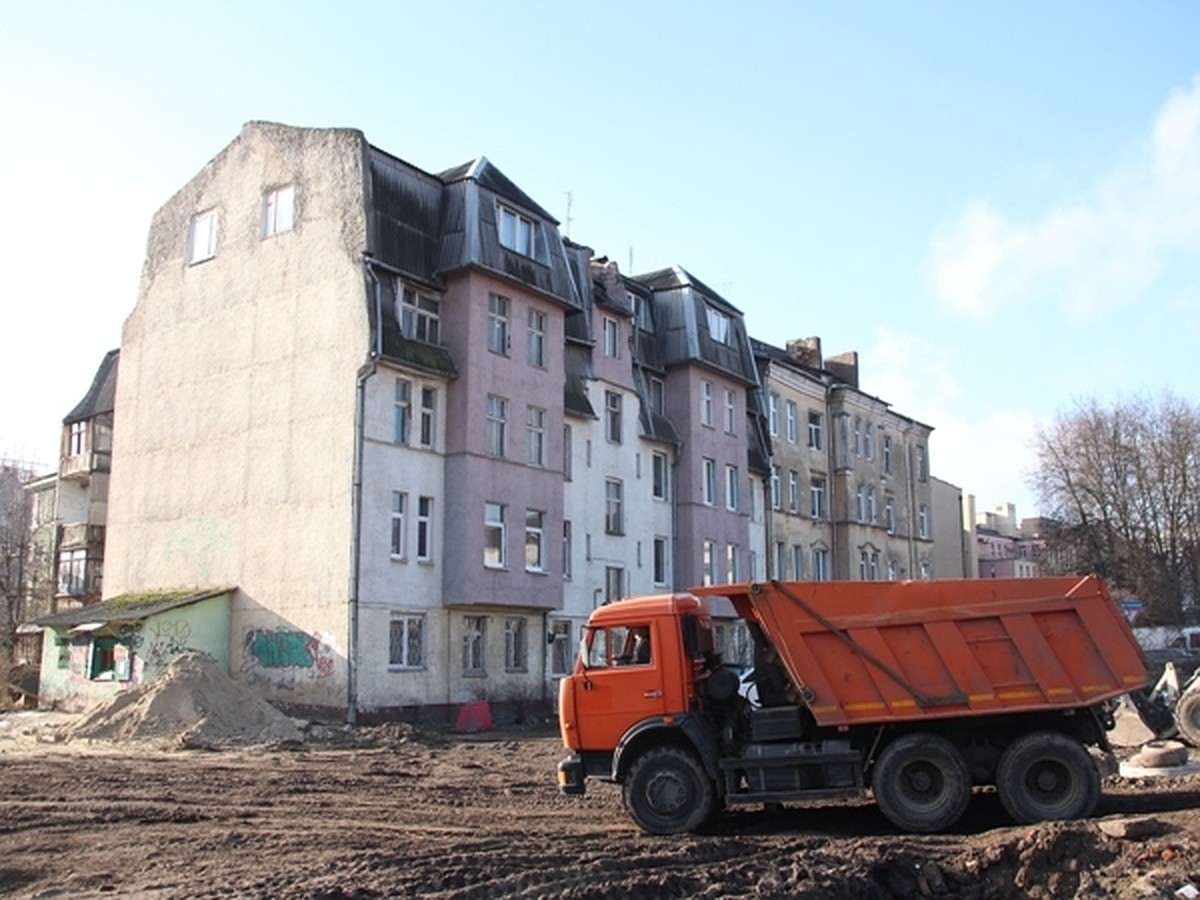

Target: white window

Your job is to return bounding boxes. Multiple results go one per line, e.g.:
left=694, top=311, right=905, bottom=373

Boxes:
left=463, top=616, right=487, bottom=675
left=58, top=548, right=87, bottom=596
left=867, top=486, right=877, bottom=524
left=393, top=379, right=410, bottom=445
left=856, top=486, right=866, bottom=523
left=419, top=388, right=436, bottom=448
left=774, top=542, right=786, bottom=579
left=725, top=464, right=739, bottom=511
left=916, top=446, right=928, bottom=482
left=726, top=544, right=739, bottom=583
left=883, top=436, right=893, bottom=474
left=811, top=477, right=826, bottom=519
left=505, top=617, right=528, bottom=672
left=486, top=394, right=507, bottom=457
left=808, top=411, right=824, bottom=451
left=605, top=391, right=622, bottom=444
left=887, top=559, right=899, bottom=580
left=706, top=306, right=730, bottom=344
left=652, top=536, right=668, bottom=586
left=262, top=184, right=294, bottom=237
left=605, top=479, right=624, bottom=535
left=788, top=471, right=799, bottom=513
left=400, top=286, right=441, bottom=344
left=649, top=377, right=665, bottom=415
left=484, top=502, right=506, bottom=568
left=854, top=418, right=864, bottom=457
left=527, top=406, right=546, bottom=467
left=416, top=496, right=433, bottom=562
left=603, top=317, right=620, bottom=358
left=498, top=205, right=535, bottom=256
left=651, top=451, right=670, bottom=501
left=563, top=425, right=573, bottom=481
left=812, top=547, right=830, bottom=581
left=860, top=550, right=870, bottom=581
left=870, top=551, right=880, bottom=580
left=390, top=492, right=407, bottom=558
left=768, top=393, right=779, bottom=436
left=488, top=293, right=509, bottom=354
left=885, top=496, right=896, bottom=534
left=703, top=458, right=717, bottom=506
left=67, top=421, right=87, bottom=456
left=389, top=614, right=424, bottom=669
left=701, top=380, right=714, bottom=426
left=187, top=209, right=217, bottom=264
left=786, top=401, right=797, bottom=443
left=525, top=509, right=545, bottom=572
left=527, top=309, right=546, bottom=367
left=770, top=466, right=781, bottom=510
left=864, top=424, right=875, bottom=460
left=791, top=545, right=805, bottom=580
left=550, top=620, right=573, bottom=675
left=702, top=540, right=716, bottom=586
left=562, top=520, right=573, bottom=579
left=919, top=504, right=929, bottom=538
left=724, top=389, right=737, bottom=434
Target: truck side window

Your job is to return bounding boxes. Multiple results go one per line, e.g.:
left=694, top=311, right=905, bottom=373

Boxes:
left=583, top=625, right=652, bottom=667
left=618, top=626, right=652, bottom=665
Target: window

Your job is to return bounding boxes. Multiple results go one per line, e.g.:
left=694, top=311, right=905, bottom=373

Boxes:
left=812, top=547, right=830, bottom=581
left=786, top=401, right=797, bottom=443
left=885, top=496, right=896, bottom=534
left=563, top=425, right=573, bottom=481
left=916, top=445, right=928, bottom=482
left=791, top=545, right=805, bottom=580
left=702, top=540, right=716, bottom=586
left=262, top=184, right=295, bottom=237
left=919, top=504, right=929, bottom=538
left=648, top=377, right=665, bottom=415
left=505, top=617, right=528, bottom=672
left=770, top=466, right=781, bottom=510
left=90, top=636, right=132, bottom=681
left=774, top=542, right=786, bottom=579
left=856, top=486, right=866, bottom=523
left=605, top=566, right=624, bottom=603
left=527, top=406, right=546, bottom=467
left=883, top=435, right=893, bottom=474
left=887, top=559, right=899, bottom=581
left=416, top=496, right=433, bottom=562
left=550, top=620, right=573, bottom=676
left=860, top=551, right=870, bottom=581
left=67, top=421, right=87, bottom=456
left=706, top=306, right=730, bottom=344
left=498, top=204, right=535, bottom=256
left=864, top=424, right=875, bottom=460
left=605, top=479, right=624, bottom=534
left=725, top=464, right=739, bottom=511
left=562, top=521, right=573, bottom=579
left=652, top=536, right=668, bottom=585
left=726, top=544, right=739, bottom=583
left=419, top=388, right=436, bottom=448
left=484, top=502, right=506, bottom=568
left=702, top=458, right=717, bottom=506
left=810, top=477, right=826, bottom=520
left=867, top=486, right=877, bottom=524
left=701, top=380, right=714, bottom=426
left=651, top=451, right=670, bottom=501
left=525, top=509, right=545, bottom=572
left=488, top=293, right=509, bottom=354
left=393, top=379, right=410, bottom=444
left=768, top=393, right=779, bottom=436
left=390, top=492, right=408, bottom=558
left=187, top=209, right=217, bottom=263
left=920, top=561, right=932, bottom=579
left=58, top=548, right=87, bottom=596
left=854, top=418, right=863, bottom=457
left=724, top=389, right=737, bottom=434
left=808, top=411, right=824, bottom=451
left=870, top=551, right=880, bottom=580
left=788, top=471, right=799, bottom=513
left=486, top=394, right=507, bottom=457
left=462, top=616, right=486, bottom=675
left=605, top=391, right=622, bottom=444
left=603, top=317, right=620, bottom=358
left=389, top=615, right=424, bottom=669
left=527, top=309, right=546, bottom=367
left=400, top=286, right=441, bottom=345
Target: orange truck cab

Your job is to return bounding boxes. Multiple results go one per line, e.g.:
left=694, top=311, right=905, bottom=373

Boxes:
left=557, top=577, right=1148, bottom=835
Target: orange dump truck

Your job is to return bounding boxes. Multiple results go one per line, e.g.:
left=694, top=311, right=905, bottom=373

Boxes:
left=557, top=576, right=1147, bottom=834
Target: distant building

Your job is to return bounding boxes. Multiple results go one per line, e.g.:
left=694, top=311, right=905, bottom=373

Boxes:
left=975, top=503, right=1045, bottom=578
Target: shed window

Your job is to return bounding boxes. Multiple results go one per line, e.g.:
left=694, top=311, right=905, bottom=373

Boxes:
left=90, top=636, right=132, bottom=681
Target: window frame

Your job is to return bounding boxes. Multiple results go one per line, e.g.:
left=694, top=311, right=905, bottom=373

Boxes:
left=187, top=209, right=218, bottom=264
left=261, top=184, right=295, bottom=238
left=604, top=478, right=624, bottom=535
left=400, top=285, right=441, bottom=345
left=504, top=617, right=529, bottom=672
left=390, top=491, right=408, bottom=559
left=526, top=405, right=547, bottom=467
left=485, top=394, right=507, bottom=458
left=484, top=502, right=506, bottom=569
left=487, top=293, right=509, bottom=355
left=416, top=496, right=433, bottom=562
left=526, top=308, right=546, bottom=367
left=525, top=509, right=546, bottom=573
left=389, top=614, right=425, bottom=670
left=497, top=204, right=536, bottom=256
left=462, top=615, right=487, bottom=676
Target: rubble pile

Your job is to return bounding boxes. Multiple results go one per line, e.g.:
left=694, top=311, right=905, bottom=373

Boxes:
left=63, top=652, right=303, bottom=749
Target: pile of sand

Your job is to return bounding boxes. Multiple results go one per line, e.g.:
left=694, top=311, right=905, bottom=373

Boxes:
left=63, top=652, right=304, bottom=750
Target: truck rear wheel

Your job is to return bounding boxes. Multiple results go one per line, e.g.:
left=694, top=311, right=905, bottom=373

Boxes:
left=1175, top=689, right=1200, bottom=747
left=996, top=731, right=1099, bottom=824
left=622, top=746, right=714, bottom=835
left=871, top=733, right=970, bottom=833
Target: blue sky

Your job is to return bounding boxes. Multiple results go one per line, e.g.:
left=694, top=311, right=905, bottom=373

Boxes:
left=2, top=2, right=1198, bottom=520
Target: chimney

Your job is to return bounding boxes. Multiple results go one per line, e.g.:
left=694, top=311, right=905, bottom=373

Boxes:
left=785, top=337, right=822, bottom=368
left=826, top=351, right=859, bottom=389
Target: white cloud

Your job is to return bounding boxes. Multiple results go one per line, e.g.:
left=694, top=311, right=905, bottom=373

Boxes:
left=930, top=74, right=1200, bottom=322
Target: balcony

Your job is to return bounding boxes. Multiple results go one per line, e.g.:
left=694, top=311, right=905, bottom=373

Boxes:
left=60, top=450, right=112, bottom=481
left=60, top=523, right=105, bottom=551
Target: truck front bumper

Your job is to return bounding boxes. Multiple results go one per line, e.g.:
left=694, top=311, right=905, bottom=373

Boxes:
left=557, top=753, right=587, bottom=795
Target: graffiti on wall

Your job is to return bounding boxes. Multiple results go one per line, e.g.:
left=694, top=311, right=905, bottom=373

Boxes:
left=242, top=627, right=335, bottom=689
left=144, top=619, right=193, bottom=670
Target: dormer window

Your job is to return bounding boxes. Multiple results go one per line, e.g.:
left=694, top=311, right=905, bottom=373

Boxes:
left=399, top=284, right=441, bottom=344
left=706, top=306, right=731, bottom=345
left=498, top=204, right=535, bottom=256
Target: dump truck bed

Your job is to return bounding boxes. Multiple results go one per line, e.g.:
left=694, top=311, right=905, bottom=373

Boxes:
left=692, top=576, right=1147, bottom=728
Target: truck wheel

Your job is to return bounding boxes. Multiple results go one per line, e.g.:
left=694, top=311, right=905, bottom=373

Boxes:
left=871, top=733, right=970, bottom=833
left=996, top=731, right=1099, bottom=824
left=622, top=747, right=714, bottom=835
left=1175, top=690, right=1200, bottom=747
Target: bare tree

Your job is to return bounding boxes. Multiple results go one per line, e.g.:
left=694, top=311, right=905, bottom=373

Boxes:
left=1031, top=393, right=1200, bottom=624
left=0, top=462, right=53, bottom=670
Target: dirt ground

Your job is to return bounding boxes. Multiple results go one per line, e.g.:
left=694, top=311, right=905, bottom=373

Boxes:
left=0, top=711, right=1198, bottom=900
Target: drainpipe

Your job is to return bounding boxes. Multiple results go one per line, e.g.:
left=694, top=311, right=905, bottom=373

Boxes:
left=349, top=256, right=384, bottom=725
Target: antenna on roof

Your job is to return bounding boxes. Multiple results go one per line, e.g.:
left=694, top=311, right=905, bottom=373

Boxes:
left=628, top=247, right=633, bottom=274
left=563, top=190, right=573, bottom=238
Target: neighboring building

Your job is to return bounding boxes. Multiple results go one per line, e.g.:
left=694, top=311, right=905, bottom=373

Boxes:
left=57, top=121, right=959, bottom=720
left=929, top=477, right=971, bottom=579
left=975, top=503, right=1045, bottom=578
left=753, top=338, right=937, bottom=582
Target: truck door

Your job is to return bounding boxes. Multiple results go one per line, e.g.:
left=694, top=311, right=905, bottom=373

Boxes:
left=574, top=621, right=670, bottom=750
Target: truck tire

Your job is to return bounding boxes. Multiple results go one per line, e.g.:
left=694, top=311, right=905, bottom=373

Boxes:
left=1175, top=690, right=1200, bottom=748
left=871, top=733, right=971, bottom=833
left=622, top=746, right=714, bottom=835
left=996, top=731, right=1099, bottom=824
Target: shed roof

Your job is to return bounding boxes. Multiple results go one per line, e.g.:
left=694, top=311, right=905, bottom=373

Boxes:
left=35, top=587, right=234, bottom=628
